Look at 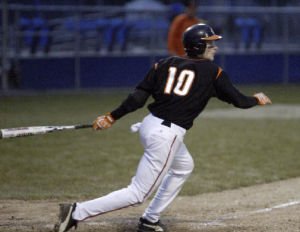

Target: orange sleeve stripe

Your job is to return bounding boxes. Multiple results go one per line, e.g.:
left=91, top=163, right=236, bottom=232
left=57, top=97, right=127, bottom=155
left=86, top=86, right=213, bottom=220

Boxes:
left=216, top=67, right=223, bottom=79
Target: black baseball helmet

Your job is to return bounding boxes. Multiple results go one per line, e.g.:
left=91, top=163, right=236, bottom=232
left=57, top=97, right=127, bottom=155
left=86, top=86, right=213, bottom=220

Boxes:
left=182, top=24, right=222, bottom=56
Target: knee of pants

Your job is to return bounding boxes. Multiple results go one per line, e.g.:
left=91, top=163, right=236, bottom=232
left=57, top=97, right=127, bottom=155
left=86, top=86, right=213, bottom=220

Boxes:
left=127, top=184, right=148, bottom=205
left=171, top=154, right=194, bottom=176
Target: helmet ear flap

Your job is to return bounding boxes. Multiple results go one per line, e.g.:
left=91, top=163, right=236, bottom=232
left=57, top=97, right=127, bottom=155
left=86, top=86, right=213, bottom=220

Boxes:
left=184, top=42, right=206, bottom=56
left=197, top=42, right=206, bottom=54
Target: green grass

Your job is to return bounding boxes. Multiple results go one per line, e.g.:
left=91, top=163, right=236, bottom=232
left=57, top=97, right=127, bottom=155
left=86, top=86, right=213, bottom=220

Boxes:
left=0, top=85, right=299, bottom=200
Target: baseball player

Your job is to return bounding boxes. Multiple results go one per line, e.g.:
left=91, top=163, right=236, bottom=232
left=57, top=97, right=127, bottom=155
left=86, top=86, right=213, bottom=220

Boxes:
left=54, top=23, right=271, bottom=232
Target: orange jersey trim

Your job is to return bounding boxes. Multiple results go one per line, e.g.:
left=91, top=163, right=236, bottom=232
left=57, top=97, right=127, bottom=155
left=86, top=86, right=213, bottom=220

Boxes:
left=216, top=67, right=223, bottom=79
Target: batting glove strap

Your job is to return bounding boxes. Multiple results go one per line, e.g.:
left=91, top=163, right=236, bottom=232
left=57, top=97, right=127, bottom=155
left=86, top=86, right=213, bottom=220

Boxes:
left=253, top=93, right=272, bottom=105
left=105, top=113, right=115, bottom=123
left=93, top=113, right=115, bottom=130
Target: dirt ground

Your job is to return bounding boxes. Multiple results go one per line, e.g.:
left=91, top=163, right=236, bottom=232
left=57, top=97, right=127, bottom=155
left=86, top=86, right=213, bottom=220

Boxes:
left=0, top=177, right=299, bottom=232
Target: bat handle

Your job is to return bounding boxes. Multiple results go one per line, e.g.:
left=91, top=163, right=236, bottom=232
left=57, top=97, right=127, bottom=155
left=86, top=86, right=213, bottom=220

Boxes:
left=74, top=124, right=93, bottom=129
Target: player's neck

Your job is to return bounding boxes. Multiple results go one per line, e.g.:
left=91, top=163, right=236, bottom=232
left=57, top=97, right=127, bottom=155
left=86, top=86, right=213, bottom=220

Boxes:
left=187, top=54, right=203, bottom=59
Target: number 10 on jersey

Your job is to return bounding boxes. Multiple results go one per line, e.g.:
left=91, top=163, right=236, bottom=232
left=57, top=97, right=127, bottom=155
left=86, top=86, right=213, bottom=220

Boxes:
left=164, top=67, right=195, bottom=96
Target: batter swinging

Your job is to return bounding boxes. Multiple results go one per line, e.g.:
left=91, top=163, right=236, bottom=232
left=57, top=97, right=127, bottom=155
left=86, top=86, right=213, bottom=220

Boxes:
left=54, top=24, right=271, bottom=232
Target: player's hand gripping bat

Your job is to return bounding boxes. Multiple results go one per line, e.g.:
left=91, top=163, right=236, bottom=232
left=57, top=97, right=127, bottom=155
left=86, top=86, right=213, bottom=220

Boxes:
left=0, top=124, right=93, bottom=139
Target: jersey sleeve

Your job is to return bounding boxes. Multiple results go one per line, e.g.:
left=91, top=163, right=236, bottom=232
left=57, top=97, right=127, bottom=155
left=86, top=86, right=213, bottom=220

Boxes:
left=136, top=63, right=158, bottom=93
left=214, top=70, right=258, bottom=109
left=110, top=88, right=150, bottom=120
left=110, top=64, right=158, bottom=120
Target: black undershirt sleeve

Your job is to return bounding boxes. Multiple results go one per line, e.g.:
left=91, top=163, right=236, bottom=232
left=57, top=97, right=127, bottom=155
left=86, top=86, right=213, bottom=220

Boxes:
left=214, top=71, right=258, bottom=109
left=110, top=65, right=157, bottom=120
left=110, top=88, right=150, bottom=120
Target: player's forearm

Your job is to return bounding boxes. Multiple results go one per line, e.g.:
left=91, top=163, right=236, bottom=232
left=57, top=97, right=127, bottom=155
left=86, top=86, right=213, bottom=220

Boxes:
left=218, top=85, right=258, bottom=109
left=230, top=94, right=258, bottom=109
left=216, top=86, right=258, bottom=108
left=214, top=72, right=258, bottom=109
left=110, top=89, right=150, bottom=120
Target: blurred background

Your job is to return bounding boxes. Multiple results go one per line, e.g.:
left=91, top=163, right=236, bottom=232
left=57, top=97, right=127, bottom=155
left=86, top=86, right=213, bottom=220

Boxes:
left=1, top=0, right=300, bottom=205
left=1, top=0, right=300, bottom=92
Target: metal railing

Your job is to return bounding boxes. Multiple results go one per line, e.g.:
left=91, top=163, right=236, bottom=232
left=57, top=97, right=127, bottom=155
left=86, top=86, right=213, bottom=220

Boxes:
left=1, top=4, right=300, bottom=91
left=2, top=4, right=300, bottom=56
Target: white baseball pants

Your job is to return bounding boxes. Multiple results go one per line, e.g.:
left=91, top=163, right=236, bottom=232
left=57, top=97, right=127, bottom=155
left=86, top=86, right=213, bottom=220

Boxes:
left=72, top=114, right=194, bottom=223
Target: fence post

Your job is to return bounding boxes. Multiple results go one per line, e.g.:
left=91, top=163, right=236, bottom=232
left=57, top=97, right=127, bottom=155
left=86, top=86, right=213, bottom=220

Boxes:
left=74, top=7, right=81, bottom=89
left=282, top=16, right=289, bottom=84
left=1, top=0, right=9, bottom=91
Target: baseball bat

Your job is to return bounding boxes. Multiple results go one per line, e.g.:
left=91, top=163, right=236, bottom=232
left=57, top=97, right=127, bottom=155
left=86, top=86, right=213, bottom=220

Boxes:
left=0, top=124, right=93, bottom=139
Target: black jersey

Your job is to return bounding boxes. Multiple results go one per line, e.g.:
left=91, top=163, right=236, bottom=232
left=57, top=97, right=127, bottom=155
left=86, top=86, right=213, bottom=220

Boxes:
left=111, top=56, right=258, bottom=130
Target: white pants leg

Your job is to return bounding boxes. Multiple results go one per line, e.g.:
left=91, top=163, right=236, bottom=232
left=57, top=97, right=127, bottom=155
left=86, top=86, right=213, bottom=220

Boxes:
left=142, top=143, right=194, bottom=222
left=72, top=114, right=186, bottom=221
